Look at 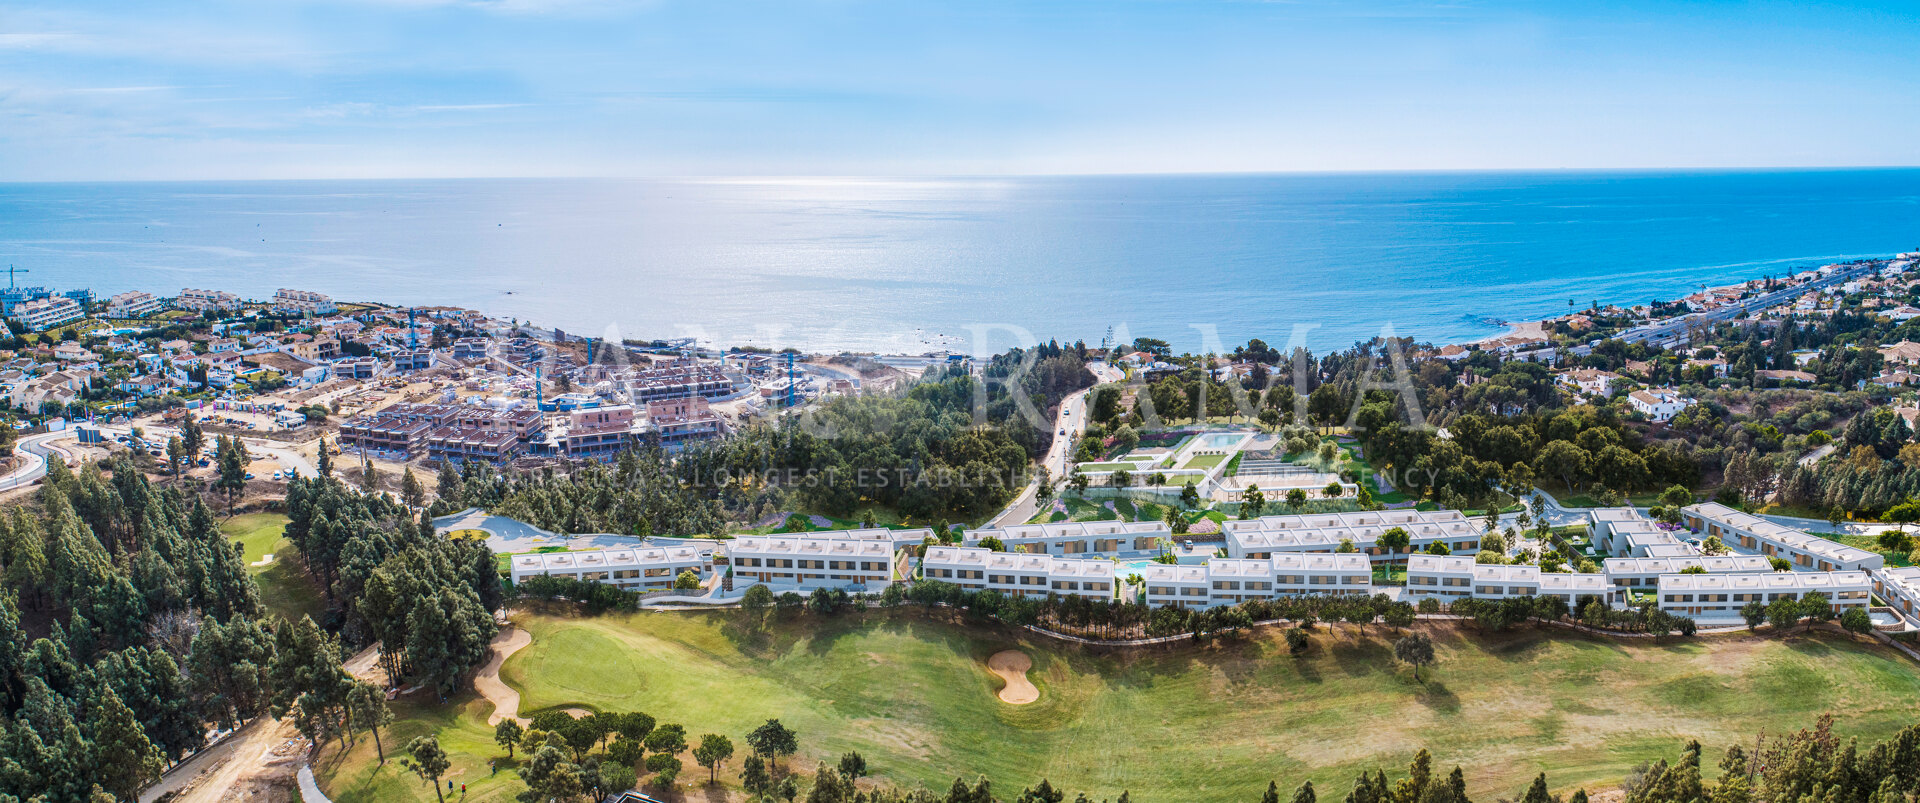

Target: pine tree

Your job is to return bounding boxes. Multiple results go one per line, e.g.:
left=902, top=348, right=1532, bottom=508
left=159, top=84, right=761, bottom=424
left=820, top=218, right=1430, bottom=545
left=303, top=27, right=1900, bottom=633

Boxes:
left=90, top=687, right=165, bottom=802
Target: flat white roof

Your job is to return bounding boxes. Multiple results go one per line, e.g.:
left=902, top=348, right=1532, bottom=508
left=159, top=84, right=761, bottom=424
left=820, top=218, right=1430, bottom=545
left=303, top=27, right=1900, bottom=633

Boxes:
left=1656, top=570, right=1871, bottom=592
left=1684, top=502, right=1881, bottom=565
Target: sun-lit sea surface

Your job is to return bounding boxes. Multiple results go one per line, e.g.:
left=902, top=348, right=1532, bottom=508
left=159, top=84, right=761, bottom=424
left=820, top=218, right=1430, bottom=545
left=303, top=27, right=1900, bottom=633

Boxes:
left=1, top=170, right=1915, bottom=354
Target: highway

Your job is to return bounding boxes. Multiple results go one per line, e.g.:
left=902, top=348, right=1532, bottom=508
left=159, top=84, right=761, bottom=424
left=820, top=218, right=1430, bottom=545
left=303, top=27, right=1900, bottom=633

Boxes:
left=1569, top=261, right=1879, bottom=356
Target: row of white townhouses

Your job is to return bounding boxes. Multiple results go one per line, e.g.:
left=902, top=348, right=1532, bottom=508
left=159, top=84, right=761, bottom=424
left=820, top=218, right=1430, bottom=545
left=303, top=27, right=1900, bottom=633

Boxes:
left=493, top=504, right=1916, bottom=626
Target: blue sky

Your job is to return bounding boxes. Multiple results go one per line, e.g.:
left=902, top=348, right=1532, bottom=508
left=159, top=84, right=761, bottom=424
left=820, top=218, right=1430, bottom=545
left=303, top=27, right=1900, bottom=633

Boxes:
left=2, top=0, right=1917, bottom=179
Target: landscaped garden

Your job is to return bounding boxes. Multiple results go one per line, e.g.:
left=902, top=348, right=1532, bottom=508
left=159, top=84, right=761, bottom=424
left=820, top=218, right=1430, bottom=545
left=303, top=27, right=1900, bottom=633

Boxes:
left=315, top=607, right=1920, bottom=803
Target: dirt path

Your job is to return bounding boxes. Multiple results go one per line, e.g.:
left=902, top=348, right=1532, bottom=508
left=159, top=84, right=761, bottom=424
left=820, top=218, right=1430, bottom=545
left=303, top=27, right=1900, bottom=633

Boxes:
left=987, top=650, right=1038, bottom=705
left=478, top=626, right=534, bottom=726
left=139, top=716, right=302, bottom=803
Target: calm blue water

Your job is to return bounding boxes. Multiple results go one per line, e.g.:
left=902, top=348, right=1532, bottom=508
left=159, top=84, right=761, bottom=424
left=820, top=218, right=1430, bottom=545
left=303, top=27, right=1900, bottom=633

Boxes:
left=0, top=170, right=1915, bottom=354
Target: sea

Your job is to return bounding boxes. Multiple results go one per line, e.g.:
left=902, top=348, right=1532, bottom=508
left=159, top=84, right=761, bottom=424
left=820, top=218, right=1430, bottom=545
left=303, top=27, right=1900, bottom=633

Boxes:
left=1, top=169, right=1916, bottom=355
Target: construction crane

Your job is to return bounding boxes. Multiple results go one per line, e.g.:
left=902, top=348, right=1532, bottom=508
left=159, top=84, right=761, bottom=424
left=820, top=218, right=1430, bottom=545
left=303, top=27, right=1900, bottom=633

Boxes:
left=785, top=351, right=797, bottom=410
left=4, top=264, right=26, bottom=289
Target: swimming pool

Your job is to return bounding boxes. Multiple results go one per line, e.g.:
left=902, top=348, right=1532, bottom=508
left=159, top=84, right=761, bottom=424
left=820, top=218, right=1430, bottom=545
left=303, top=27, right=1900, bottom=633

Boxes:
left=1199, top=433, right=1245, bottom=448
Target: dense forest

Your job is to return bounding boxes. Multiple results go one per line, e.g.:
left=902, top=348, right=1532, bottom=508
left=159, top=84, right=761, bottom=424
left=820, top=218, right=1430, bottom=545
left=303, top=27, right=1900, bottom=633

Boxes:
left=0, top=455, right=268, bottom=801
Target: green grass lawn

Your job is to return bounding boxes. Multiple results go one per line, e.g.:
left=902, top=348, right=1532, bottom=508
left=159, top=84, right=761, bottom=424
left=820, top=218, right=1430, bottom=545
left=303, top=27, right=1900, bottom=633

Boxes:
left=1181, top=453, right=1227, bottom=471
left=1835, top=534, right=1915, bottom=567
left=318, top=609, right=1920, bottom=803
left=222, top=513, right=326, bottom=625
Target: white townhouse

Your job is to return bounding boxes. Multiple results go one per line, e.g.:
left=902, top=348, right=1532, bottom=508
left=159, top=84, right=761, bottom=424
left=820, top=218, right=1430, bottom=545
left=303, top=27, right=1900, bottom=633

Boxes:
left=1655, top=571, right=1871, bottom=621
left=920, top=546, right=1115, bottom=601
left=1601, top=555, right=1775, bottom=589
left=726, top=535, right=896, bottom=593
left=1266, top=553, right=1373, bottom=598
left=1538, top=571, right=1615, bottom=608
left=1406, top=554, right=1611, bottom=609
left=508, top=545, right=711, bottom=592
left=965, top=520, right=1167, bottom=556
left=1405, top=554, right=1477, bottom=602
left=1588, top=508, right=1699, bottom=557
left=1140, top=563, right=1213, bottom=608
left=1873, top=566, right=1920, bottom=623
left=1680, top=503, right=1885, bottom=572
left=1222, top=509, right=1484, bottom=563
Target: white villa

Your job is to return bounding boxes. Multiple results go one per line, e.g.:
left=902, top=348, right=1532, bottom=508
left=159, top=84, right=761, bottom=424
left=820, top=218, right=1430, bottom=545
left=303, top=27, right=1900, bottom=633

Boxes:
left=1628, top=389, right=1695, bottom=423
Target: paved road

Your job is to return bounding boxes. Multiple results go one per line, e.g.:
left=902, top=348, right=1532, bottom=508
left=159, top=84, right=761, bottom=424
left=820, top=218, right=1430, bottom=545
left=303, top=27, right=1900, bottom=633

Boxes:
left=0, top=428, right=78, bottom=492
left=987, top=388, right=1091, bottom=527
left=1569, top=262, right=1879, bottom=356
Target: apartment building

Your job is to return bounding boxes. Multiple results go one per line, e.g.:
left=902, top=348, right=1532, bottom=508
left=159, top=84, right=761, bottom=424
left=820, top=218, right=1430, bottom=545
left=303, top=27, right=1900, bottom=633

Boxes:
left=392, top=348, right=434, bottom=373
left=646, top=396, right=728, bottom=450
left=1655, top=571, right=1871, bottom=621
left=546, top=404, right=634, bottom=461
left=508, top=545, right=712, bottom=591
left=727, top=536, right=896, bottom=592
left=9, top=296, right=84, bottom=332
left=176, top=288, right=243, bottom=314
left=273, top=288, right=338, bottom=316
left=452, top=337, right=491, bottom=361
left=1140, top=563, right=1213, bottom=608
left=624, top=364, right=735, bottom=403
left=105, top=291, right=166, bottom=319
left=1681, top=502, right=1884, bottom=572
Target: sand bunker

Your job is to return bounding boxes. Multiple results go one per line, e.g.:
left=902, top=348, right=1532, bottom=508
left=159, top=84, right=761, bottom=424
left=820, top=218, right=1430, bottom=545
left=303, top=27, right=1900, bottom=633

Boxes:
left=478, top=627, right=534, bottom=726
left=987, top=650, right=1038, bottom=705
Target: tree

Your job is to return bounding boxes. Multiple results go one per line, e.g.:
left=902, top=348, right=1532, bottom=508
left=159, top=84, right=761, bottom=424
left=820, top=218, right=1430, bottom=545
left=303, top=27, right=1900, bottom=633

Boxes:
left=215, top=435, right=250, bottom=512
left=401, top=467, right=426, bottom=510
left=496, top=718, right=526, bottom=759
left=838, top=750, right=867, bottom=780
left=1840, top=606, right=1874, bottom=635
left=645, top=722, right=687, bottom=757
left=316, top=433, right=333, bottom=478
left=182, top=413, right=205, bottom=456
left=1766, top=596, right=1802, bottom=631
left=91, top=687, right=165, bottom=802
left=360, top=452, right=378, bottom=492
left=694, top=733, right=735, bottom=784
left=1393, top=632, right=1436, bottom=683
left=1292, top=781, right=1316, bottom=803
left=1180, top=484, right=1200, bottom=509
left=349, top=680, right=393, bottom=763
left=404, top=735, right=452, bottom=803
left=1240, top=485, right=1265, bottom=519
left=746, top=719, right=799, bottom=767
left=1741, top=600, right=1768, bottom=630
left=645, top=752, right=681, bottom=787
left=674, top=569, right=701, bottom=591
left=165, top=435, right=187, bottom=480
left=1378, top=527, right=1411, bottom=567
left=742, top=584, right=774, bottom=615
left=1286, top=488, right=1308, bottom=510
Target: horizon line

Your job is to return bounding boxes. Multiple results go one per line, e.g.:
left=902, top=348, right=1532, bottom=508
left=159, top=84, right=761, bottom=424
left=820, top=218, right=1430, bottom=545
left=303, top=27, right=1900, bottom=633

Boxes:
left=5, top=164, right=1920, bottom=185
